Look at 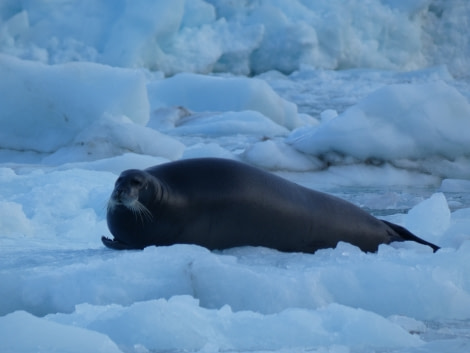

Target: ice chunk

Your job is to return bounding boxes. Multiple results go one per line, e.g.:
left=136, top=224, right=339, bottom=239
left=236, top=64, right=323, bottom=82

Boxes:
left=405, top=193, right=451, bottom=243
left=0, top=55, right=149, bottom=153
left=148, top=73, right=300, bottom=129
left=0, top=311, right=123, bottom=353
left=290, top=81, right=470, bottom=161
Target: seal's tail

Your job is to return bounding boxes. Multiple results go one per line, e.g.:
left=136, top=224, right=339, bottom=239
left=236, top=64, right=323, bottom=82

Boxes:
left=382, top=220, right=440, bottom=253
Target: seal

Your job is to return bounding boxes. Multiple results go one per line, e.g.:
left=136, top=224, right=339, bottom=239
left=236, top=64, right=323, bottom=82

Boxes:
left=102, top=158, right=439, bottom=253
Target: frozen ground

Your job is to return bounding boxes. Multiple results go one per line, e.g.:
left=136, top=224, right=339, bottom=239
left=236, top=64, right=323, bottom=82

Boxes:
left=1, top=1, right=470, bottom=352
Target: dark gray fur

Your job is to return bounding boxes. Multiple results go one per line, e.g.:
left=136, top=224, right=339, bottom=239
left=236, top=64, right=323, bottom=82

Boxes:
left=103, top=158, right=439, bottom=253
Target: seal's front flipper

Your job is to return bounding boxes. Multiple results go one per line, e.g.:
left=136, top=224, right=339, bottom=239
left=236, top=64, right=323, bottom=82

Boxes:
left=101, top=236, right=140, bottom=250
left=382, top=220, right=440, bottom=253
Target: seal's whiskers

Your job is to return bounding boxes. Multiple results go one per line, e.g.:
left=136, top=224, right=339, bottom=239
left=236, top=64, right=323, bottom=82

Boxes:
left=129, top=201, right=153, bottom=223
left=107, top=198, right=117, bottom=212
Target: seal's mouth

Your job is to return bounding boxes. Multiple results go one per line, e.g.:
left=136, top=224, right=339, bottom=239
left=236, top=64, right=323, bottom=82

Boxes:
left=107, top=197, right=153, bottom=223
left=107, top=196, right=134, bottom=211
left=101, top=236, right=142, bottom=250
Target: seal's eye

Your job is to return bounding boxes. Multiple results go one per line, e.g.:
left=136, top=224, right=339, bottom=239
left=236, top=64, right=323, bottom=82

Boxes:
left=130, top=177, right=144, bottom=188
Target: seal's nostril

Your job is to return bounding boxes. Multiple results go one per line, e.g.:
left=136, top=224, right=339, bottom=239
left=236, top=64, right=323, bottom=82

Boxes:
left=112, top=188, right=126, bottom=204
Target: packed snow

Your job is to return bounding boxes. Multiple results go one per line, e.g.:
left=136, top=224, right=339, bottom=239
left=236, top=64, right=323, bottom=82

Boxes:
left=1, top=1, right=470, bottom=352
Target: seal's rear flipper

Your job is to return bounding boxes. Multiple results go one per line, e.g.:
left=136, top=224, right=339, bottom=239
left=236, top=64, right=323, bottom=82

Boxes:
left=382, top=220, right=440, bottom=253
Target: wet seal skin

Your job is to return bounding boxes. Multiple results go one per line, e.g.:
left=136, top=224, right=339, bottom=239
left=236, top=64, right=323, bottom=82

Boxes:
left=103, top=158, right=440, bottom=253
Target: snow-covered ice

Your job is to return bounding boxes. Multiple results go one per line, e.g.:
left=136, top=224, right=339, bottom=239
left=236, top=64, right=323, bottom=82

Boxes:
left=1, top=1, right=470, bottom=352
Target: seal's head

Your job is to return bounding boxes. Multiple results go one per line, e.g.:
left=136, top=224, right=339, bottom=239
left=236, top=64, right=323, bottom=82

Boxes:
left=107, top=170, right=153, bottom=215
left=103, top=169, right=160, bottom=250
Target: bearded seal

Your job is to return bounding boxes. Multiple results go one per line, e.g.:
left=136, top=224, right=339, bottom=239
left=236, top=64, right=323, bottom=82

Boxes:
left=102, top=158, right=439, bottom=253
